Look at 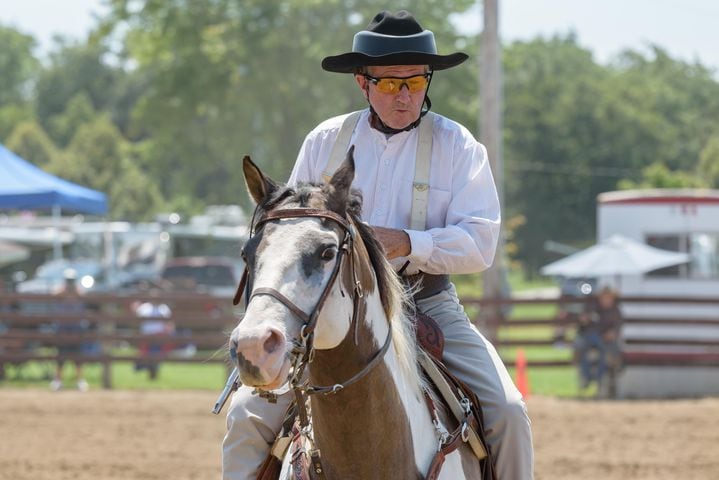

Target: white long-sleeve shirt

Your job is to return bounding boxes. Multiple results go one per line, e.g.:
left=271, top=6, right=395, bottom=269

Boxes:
left=288, top=109, right=500, bottom=276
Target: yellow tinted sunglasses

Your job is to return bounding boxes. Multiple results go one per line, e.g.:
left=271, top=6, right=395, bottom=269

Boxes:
left=363, top=73, right=432, bottom=94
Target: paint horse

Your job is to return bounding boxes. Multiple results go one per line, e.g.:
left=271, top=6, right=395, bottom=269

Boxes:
left=230, top=149, right=491, bottom=479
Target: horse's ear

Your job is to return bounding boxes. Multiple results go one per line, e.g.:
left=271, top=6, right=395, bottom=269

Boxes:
left=243, top=155, right=278, bottom=205
left=326, top=145, right=356, bottom=214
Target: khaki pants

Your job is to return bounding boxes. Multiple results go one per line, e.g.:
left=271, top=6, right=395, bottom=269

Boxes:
left=223, top=284, right=534, bottom=479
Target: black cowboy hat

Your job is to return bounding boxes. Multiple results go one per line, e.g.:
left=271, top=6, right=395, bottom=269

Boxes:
left=322, top=10, right=468, bottom=73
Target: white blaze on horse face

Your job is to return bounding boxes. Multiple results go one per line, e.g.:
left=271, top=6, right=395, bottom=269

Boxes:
left=230, top=218, right=348, bottom=387
left=312, top=281, right=353, bottom=350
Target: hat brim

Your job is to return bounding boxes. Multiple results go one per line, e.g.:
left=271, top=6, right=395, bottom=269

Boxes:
left=321, top=51, right=468, bottom=73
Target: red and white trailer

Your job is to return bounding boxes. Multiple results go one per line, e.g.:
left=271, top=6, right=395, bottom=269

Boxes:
left=597, top=189, right=719, bottom=398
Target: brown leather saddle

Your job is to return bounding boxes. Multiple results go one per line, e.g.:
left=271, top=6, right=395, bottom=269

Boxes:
left=412, top=312, right=496, bottom=480
left=413, top=311, right=445, bottom=362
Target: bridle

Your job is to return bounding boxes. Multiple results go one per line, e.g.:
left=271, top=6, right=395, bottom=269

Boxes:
left=231, top=207, right=393, bottom=477
left=231, top=207, right=484, bottom=480
left=231, top=206, right=392, bottom=394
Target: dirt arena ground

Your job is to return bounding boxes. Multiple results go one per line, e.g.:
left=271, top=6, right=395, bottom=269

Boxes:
left=0, top=390, right=717, bottom=480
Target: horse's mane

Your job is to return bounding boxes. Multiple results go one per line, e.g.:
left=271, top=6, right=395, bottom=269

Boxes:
left=254, top=182, right=424, bottom=393
left=347, top=204, right=424, bottom=396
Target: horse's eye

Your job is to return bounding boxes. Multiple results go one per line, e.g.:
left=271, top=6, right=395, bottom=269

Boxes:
left=320, top=247, right=336, bottom=261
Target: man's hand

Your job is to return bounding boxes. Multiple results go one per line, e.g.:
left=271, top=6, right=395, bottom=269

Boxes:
left=371, top=226, right=411, bottom=260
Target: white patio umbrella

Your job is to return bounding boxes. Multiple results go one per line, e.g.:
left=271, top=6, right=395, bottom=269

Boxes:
left=540, top=234, right=690, bottom=278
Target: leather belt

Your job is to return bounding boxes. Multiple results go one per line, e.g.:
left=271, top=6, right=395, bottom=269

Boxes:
left=404, top=273, right=451, bottom=300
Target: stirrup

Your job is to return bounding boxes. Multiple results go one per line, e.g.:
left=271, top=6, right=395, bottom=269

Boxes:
left=418, top=353, right=488, bottom=461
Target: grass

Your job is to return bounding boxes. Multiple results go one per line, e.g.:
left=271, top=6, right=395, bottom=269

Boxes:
left=1, top=359, right=229, bottom=391
left=451, top=270, right=557, bottom=299
left=2, top=358, right=584, bottom=398
left=509, top=366, right=583, bottom=398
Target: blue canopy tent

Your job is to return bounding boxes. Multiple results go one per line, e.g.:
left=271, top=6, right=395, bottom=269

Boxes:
left=0, top=143, right=108, bottom=258
left=0, top=143, right=107, bottom=214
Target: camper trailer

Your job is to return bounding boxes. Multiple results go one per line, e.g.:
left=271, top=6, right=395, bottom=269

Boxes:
left=597, top=189, right=719, bottom=397
left=598, top=189, right=719, bottom=300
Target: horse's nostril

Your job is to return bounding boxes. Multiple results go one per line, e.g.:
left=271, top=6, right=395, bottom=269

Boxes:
left=263, top=329, right=283, bottom=354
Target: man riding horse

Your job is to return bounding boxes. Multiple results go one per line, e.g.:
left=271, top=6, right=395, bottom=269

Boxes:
left=222, top=10, right=534, bottom=479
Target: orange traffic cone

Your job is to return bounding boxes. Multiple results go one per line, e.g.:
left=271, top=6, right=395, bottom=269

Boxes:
left=515, top=348, right=530, bottom=399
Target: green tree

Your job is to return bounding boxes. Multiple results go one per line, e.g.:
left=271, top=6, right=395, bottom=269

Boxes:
left=503, top=34, right=611, bottom=274
left=99, top=0, right=474, bottom=210
left=52, top=116, right=125, bottom=190
left=49, top=117, right=165, bottom=220
left=110, top=156, right=166, bottom=221
left=5, top=121, right=59, bottom=168
left=57, top=1, right=719, bottom=276
left=47, top=93, right=98, bottom=147
left=503, top=37, right=719, bottom=274
left=698, top=134, right=719, bottom=188
left=610, top=46, right=719, bottom=172
left=0, top=25, right=39, bottom=106
left=618, top=162, right=706, bottom=189
left=34, top=40, right=128, bottom=146
left=0, top=104, right=35, bottom=141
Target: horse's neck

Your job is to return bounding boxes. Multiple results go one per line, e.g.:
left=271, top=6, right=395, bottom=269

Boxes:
left=308, top=293, right=421, bottom=479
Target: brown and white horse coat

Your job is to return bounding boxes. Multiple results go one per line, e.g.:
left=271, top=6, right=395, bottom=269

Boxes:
left=230, top=150, right=480, bottom=479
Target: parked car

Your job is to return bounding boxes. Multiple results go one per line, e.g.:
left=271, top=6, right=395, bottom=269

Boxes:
left=15, top=259, right=106, bottom=294
left=159, top=256, right=242, bottom=298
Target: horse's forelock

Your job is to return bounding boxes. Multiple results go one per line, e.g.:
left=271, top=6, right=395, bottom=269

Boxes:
left=252, top=183, right=324, bottom=229
left=318, top=180, right=363, bottom=218
left=254, top=182, right=363, bottom=230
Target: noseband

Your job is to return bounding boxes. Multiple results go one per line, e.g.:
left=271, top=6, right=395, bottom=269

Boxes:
left=232, top=207, right=392, bottom=397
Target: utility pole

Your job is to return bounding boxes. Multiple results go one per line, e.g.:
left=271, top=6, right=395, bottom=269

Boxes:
left=480, top=0, right=505, bottom=332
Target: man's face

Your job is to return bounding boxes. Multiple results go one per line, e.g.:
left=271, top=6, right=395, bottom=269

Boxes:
left=355, top=65, right=429, bottom=130
left=598, top=291, right=616, bottom=308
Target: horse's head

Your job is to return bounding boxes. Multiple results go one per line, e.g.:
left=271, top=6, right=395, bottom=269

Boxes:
left=230, top=148, right=392, bottom=390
